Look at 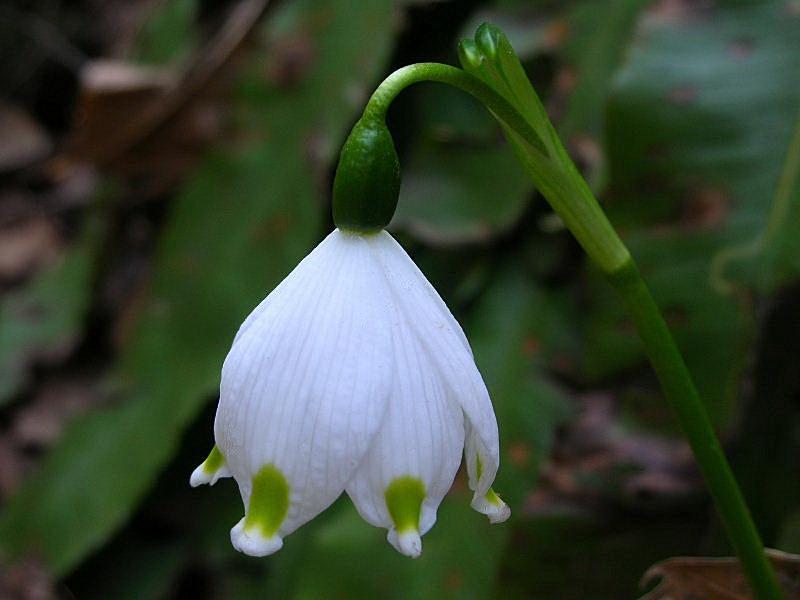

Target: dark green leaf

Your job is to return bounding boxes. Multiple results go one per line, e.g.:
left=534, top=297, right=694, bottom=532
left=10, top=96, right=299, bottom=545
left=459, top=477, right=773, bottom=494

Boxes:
left=395, top=135, right=532, bottom=245
left=468, top=266, right=575, bottom=505
left=558, top=0, right=652, bottom=142
left=0, top=219, right=100, bottom=405
left=129, top=0, right=197, bottom=65
left=587, top=0, right=800, bottom=424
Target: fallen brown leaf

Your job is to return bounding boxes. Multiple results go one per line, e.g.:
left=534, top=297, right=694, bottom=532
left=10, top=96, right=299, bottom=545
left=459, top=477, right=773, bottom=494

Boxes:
left=0, top=218, right=61, bottom=282
left=66, top=59, right=176, bottom=165
left=641, top=549, right=800, bottom=599
left=62, top=0, right=270, bottom=195
left=0, top=558, right=56, bottom=600
left=0, top=102, right=52, bottom=173
left=12, top=376, right=103, bottom=449
left=529, top=394, right=702, bottom=515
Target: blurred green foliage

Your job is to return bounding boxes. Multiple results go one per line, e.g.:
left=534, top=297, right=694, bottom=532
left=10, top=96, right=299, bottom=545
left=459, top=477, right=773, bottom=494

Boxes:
left=1, top=0, right=799, bottom=598
left=0, top=218, right=100, bottom=406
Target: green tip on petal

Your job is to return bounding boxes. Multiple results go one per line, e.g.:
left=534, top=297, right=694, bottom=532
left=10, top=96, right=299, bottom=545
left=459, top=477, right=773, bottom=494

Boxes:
left=385, top=476, right=426, bottom=534
left=485, top=488, right=501, bottom=506
left=244, top=464, right=290, bottom=538
left=190, top=445, right=230, bottom=487
left=471, top=487, right=511, bottom=524
left=203, top=445, right=225, bottom=473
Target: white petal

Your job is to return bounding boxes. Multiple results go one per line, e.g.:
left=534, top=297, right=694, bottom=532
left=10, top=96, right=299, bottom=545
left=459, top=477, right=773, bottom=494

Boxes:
left=230, top=232, right=333, bottom=345
left=190, top=463, right=230, bottom=487
left=365, top=231, right=501, bottom=500
left=345, top=297, right=464, bottom=554
left=214, top=229, right=394, bottom=545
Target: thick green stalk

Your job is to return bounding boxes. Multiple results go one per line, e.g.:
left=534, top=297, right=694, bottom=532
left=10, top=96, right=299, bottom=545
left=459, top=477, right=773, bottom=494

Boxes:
left=609, top=261, right=782, bottom=600
left=353, top=61, right=782, bottom=599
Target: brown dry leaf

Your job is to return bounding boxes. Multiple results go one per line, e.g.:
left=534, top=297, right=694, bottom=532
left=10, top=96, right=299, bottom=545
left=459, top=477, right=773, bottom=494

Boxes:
left=529, top=394, right=701, bottom=514
left=63, top=0, right=270, bottom=195
left=0, top=219, right=62, bottom=282
left=66, top=59, right=176, bottom=164
left=641, top=549, right=800, bottom=599
left=0, top=558, right=56, bottom=600
left=680, top=187, right=731, bottom=231
left=12, top=377, right=103, bottom=449
left=63, top=59, right=217, bottom=193
left=0, top=103, right=52, bottom=173
left=0, top=436, right=29, bottom=500
left=646, top=0, right=714, bottom=25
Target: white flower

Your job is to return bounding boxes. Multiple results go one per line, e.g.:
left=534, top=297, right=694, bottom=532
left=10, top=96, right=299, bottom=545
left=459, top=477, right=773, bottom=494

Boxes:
left=191, top=229, right=509, bottom=558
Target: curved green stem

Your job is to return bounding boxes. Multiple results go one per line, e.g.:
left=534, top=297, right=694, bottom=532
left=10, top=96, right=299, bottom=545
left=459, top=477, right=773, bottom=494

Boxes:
left=363, top=63, right=548, bottom=158
left=354, top=60, right=782, bottom=599
left=362, top=63, right=630, bottom=273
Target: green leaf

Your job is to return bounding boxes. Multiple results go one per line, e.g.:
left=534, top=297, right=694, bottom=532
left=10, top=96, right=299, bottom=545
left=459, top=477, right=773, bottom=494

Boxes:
left=715, top=113, right=800, bottom=293
left=557, top=0, right=652, bottom=142
left=73, top=540, right=187, bottom=600
left=587, top=0, right=800, bottom=425
left=129, top=0, right=197, bottom=65
left=0, top=218, right=100, bottom=406
left=395, top=129, right=532, bottom=244
left=0, top=0, right=398, bottom=576
left=584, top=236, right=752, bottom=426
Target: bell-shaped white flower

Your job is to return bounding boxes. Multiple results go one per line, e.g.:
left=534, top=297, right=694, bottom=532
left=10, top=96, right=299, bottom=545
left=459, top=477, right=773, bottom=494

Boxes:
left=191, top=229, right=509, bottom=558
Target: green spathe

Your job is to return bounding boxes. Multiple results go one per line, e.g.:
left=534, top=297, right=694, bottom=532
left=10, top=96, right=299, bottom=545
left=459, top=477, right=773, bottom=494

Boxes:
left=385, top=476, right=425, bottom=533
left=244, top=464, right=290, bottom=538
left=332, top=117, right=400, bottom=233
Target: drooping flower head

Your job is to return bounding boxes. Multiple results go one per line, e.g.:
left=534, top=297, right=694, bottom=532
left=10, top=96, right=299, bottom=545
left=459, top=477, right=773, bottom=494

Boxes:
left=191, top=116, right=509, bottom=558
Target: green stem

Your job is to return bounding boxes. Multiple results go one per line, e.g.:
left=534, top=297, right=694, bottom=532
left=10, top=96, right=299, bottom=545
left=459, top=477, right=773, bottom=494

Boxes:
left=609, top=261, right=782, bottom=600
left=359, top=61, right=782, bottom=599
left=363, top=63, right=630, bottom=273
left=363, top=63, right=548, bottom=159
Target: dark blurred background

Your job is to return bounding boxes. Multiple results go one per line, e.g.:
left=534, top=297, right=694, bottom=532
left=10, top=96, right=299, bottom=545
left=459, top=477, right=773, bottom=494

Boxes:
left=0, top=0, right=798, bottom=598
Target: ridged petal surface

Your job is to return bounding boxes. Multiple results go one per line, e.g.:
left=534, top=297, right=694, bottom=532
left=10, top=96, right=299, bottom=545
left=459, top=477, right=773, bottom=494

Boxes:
left=365, top=232, right=501, bottom=500
left=345, top=300, right=464, bottom=545
left=214, top=230, right=394, bottom=537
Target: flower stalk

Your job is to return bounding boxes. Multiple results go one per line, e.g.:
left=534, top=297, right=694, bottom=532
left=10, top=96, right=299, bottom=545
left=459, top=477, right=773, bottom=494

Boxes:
left=609, top=261, right=782, bottom=600
left=333, top=23, right=782, bottom=600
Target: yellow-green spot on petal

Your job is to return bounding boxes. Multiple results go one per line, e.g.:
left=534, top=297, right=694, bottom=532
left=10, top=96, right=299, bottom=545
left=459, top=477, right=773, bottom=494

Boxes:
left=475, top=454, right=483, bottom=480
left=385, top=476, right=425, bottom=533
left=485, top=488, right=502, bottom=507
left=202, top=445, right=225, bottom=474
left=244, top=465, right=290, bottom=537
